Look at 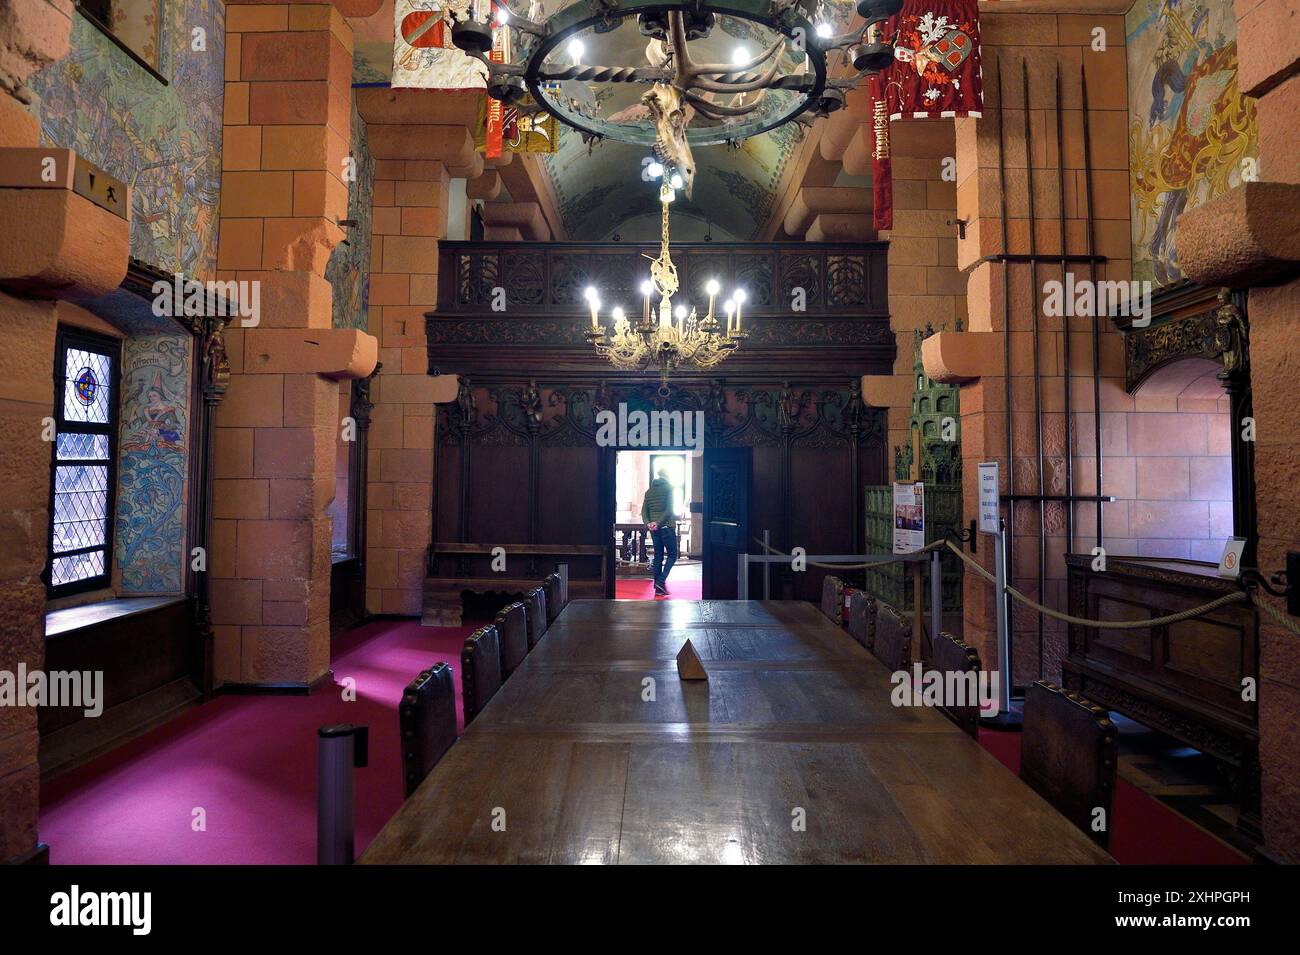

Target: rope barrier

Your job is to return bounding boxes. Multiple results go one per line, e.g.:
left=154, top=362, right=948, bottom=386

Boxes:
left=942, top=540, right=1250, bottom=629
left=1254, top=594, right=1300, bottom=636
left=745, top=535, right=1299, bottom=635
left=750, top=537, right=946, bottom=571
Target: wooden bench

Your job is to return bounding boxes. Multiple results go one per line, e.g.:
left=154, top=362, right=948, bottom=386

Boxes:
left=423, top=543, right=607, bottom=626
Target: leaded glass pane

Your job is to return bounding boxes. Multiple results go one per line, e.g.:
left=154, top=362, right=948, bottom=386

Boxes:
left=55, top=432, right=110, bottom=460
left=50, top=550, right=105, bottom=587
left=52, top=464, right=108, bottom=553
left=62, top=347, right=113, bottom=424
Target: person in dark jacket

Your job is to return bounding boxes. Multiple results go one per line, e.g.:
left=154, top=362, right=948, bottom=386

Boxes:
left=641, top=468, right=678, bottom=596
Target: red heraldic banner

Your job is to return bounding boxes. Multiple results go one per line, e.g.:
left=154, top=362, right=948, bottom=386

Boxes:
left=869, top=72, right=893, bottom=231
left=885, top=0, right=983, bottom=119
left=485, top=26, right=508, bottom=159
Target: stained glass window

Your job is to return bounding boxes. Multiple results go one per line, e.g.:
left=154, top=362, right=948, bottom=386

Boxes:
left=47, top=328, right=119, bottom=596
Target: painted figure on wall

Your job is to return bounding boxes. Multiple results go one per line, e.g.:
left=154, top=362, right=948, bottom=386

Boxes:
left=116, top=336, right=190, bottom=594
left=120, top=372, right=185, bottom=455
left=1127, top=0, right=1258, bottom=287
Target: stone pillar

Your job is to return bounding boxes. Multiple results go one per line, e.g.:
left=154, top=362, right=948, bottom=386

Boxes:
left=922, top=9, right=1131, bottom=677
left=359, top=90, right=468, bottom=616
left=863, top=118, right=966, bottom=469
left=1176, top=0, right=1300, bottom=863
left=0, top=0, right=87, bottom=864
left=211, top=1, right=376, bottom=686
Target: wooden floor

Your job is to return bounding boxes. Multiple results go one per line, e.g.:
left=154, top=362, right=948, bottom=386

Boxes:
left=362, top=600, right=1113, bottom=864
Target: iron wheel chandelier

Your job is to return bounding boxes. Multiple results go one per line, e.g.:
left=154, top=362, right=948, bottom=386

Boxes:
left=450, top=0, right=902, bottom=195
left=582, top=179, right=746, bottom=393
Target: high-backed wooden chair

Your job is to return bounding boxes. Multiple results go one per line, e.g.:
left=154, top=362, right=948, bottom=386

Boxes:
left=494, top=601, right=529, bottom=679
left=872, top=601, right=912, bottom=671
left=926, top=631, right=982, bottom=738
left=399, top=662, right=457, bottom=799
left=847, top=591, right=876, bottom=650
left=1020, top=680, right=1119, bottom=849
left=460, top=624, right=503, bottom=725
left=523, top=586, right=548, bottom=649
left=820, top=575, right=845, bottom=623
left=542, top=573, right=562, bottom=624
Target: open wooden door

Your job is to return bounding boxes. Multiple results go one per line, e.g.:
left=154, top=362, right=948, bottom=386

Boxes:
left=702, top=447, right=751, bottom=599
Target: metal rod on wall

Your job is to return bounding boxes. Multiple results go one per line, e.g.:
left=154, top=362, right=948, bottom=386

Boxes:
left=1081, top=65, right=1103, bottom=548
left=1022, top=59, right=1047, bottom=680
left=995, top=57, right=1017, bottom=664
left=1056, top=62, right=1074, bottom=557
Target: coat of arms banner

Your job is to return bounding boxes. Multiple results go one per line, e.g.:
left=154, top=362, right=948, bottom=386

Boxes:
left=885, top=0, right=984, bottom=119
left=870, top=0, right=983, bottom=230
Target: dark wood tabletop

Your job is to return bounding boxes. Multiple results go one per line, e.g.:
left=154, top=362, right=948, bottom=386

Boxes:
left=361, top=599, right=1113, bottom=865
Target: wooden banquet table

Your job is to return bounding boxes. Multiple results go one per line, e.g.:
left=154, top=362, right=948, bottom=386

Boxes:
left=361, top=600, right=1112, bottom=864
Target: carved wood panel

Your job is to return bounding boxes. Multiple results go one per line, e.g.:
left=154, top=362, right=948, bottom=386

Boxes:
left=431, top=377, right=887, bottom=602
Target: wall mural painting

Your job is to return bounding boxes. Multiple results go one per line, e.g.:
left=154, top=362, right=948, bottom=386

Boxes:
left=350, top=0, right=400, bottom=84
left=327, top=99, right=375, bottom=331
left=28, top=0, right=226, bottom=280
left=116, top=335, right=190, bottom=594
left=1126, top=0, right=1258, bottom=288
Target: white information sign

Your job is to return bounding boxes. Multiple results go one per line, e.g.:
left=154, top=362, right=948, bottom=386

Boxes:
left=892, top=482, right=925, bottom=554
left=978, top=462, right=1000, bottom=534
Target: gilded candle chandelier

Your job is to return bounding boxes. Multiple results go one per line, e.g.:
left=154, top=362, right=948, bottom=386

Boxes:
left=583, top=181, right=746, bottom=392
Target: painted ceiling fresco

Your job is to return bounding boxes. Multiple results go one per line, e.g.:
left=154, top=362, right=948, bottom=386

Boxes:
left=1126, top=0, right=1258, bottom=288
left=347, top=0, right=858, bottom=239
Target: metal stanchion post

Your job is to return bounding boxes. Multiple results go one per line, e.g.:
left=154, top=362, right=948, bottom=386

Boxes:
left=738, top=553, right=749, bottom=601
left=763, top=529, right=771, bottom=600
left=930, top=549, right=943, bottom=643
left=985, top=519, right=1022, bottom=728
left=317, top=723, right=369, bottom=865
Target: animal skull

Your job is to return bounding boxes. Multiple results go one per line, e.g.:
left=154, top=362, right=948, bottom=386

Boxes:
left=642, top=82, right=695, bottom=199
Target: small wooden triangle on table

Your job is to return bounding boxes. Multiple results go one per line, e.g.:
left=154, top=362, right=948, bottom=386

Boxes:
left=676, top=639, right=708, bottom=681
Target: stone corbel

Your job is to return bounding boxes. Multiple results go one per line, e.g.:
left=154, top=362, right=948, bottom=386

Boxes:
left=783, top=186, right=872, bottom=237
left=481, top=201, right=549, bottom=240
left=1176, top=182, right=1300, bottom=288
left=0, top=148, right=130, bottom=299
left=242, top=327, right=379, bottom=379
left=921, top=330, right=1005, bottom=383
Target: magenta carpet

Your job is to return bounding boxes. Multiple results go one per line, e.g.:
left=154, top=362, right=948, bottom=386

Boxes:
left=39, top=605, right=1245, bottom=865
left=39, top=619, right=480, bottom=865
left=614, top=576, right=703, bottom=600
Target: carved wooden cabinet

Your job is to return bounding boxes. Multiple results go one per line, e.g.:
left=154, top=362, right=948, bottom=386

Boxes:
left=1063, top=555, right=1260, bottom=836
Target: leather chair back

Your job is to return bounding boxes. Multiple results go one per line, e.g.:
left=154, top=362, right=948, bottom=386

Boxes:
left=494, top=601, right=529, bottom=679
left=461, top=624, right=503, bottom=724
left=1020, top=680, right=1119, bottom=849
left=847, top=591, right=876, bottom=650
left=821, top=575, right=845, bottom=623
left=543, top=573, right=562, bottom=624
left=523, top=586, right=548, bottom=648
left=872, top=601, right=912, bottom=672
left=399, top=662, right=457, bottom=798
left=927, top=631, right=983, bottom=738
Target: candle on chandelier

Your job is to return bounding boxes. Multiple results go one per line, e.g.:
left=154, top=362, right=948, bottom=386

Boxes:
left=584, top=286, right=600, bottom=330
left=641, top=280, right=653, bottom=325
left=733, top=288, right=746, bottom=332
left=724, top=299, right=736, bottom=337
left=675, top=303, right=687, bottom=335
left=705, top=278, right=720, bottom=322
